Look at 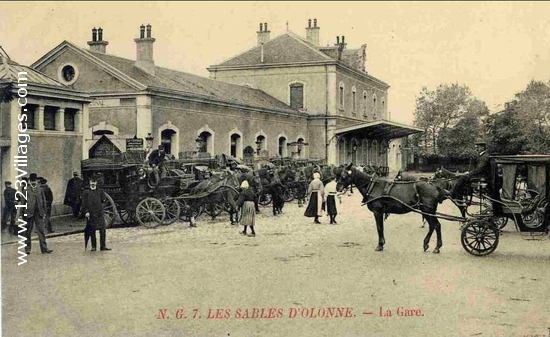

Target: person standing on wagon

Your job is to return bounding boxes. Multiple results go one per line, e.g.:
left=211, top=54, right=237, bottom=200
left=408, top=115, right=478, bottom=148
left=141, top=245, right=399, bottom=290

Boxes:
left=324, top=177, right=339, bottom=224
left=81, top=175, right=111, bottom=251
left=237, top=180, right=256, bottom=237
left=304, top=172, right=324, bottom=224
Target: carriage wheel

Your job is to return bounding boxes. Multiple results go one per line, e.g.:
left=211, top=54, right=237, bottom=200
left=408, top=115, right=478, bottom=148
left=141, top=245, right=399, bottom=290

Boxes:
left=258, top=192, right=272, bottom=206
left=103, top=193, right=116, bottom=229
left=204, top=203, right=224, bottom=217
left=461, top=219, right=500, bottom=256
left=161, top=199, right=181, bottom=225
left=521, top=200, right=547, bottom=230
left=136, top=198, right=165, bottom=228
left=283, top=188, right=295, bottom=202
left=478, top=201, right=508, bottom=230
left=119, top=209, right=136, bottom=225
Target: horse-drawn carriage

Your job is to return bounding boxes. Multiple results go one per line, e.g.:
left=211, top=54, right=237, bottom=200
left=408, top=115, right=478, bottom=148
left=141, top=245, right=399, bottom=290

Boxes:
left=458, top=155, right=550, bottom=256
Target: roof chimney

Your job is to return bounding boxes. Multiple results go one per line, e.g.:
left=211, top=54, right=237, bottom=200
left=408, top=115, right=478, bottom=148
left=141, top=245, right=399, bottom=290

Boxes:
left=257, top=22, right=270, bottom=46
left=134, top=23, right=156, bottom=75
left=335, top=36, right=346, bottom=60
left=305, top=18, right=320, bottom=47
left=87, top=27, right=109, bottom=53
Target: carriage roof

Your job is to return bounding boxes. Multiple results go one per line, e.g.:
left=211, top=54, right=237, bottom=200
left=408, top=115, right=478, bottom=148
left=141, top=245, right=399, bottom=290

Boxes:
left=491, top=155, right=550, bottom=164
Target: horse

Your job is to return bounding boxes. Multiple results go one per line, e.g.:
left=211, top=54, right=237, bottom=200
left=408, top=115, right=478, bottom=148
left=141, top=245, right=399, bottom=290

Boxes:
left=190, top=170, right=240, bottom=225
left=337, top=164, right=448, bottom=253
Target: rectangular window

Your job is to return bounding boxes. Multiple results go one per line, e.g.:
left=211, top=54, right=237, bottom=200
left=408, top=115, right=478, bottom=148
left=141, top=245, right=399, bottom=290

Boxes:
left=290, top=84, right=304, bottom=109
left=352, top=91, right=356, bottom=112
left=22, top=105, right=36, bottom=130
left=64, top=109, right=76, bottom=131
left=44, top=107, right=56, bottom=130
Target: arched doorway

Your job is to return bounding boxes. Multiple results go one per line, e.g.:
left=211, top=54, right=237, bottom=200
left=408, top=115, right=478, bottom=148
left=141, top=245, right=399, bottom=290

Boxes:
left=161, top=129, right=177, bottom=155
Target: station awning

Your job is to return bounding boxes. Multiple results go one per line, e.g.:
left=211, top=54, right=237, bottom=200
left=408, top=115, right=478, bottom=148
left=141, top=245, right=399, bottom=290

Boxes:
left=335, top=120, right=423, bottom=139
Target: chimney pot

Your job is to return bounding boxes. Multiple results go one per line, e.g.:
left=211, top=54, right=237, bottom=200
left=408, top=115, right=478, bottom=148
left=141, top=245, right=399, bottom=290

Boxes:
left=342, top=36, right=345, bottom=44
left=98, top=27, right=103, bottom=41
left=140, top=24, right=145, bottom=38
left=259, top=23, right=263, bottom=32
left=308, top=19, right=311, bottom=28
left=92, top=28, right=97, bottom=42
left=146, top=24, right=152, bottom=38
left=88, top=27, right=108, bottom=53
left=257, top=22, right=270, bottom=45
left=264, top=22, right=268, bottom=31
left=314, top=18, right=317, bottom=27
left=336, top=36, right=340, bottom=44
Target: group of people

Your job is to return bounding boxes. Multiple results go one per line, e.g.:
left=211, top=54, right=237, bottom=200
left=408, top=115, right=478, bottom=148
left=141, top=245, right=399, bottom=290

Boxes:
left=235, top=171, right=342, bottom=237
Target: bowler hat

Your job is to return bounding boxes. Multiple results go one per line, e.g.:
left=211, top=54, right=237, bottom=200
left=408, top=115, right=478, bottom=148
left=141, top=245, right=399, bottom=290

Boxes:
left=29, top=173, right=38, bottom=181
left=4, top=181, right=11, bottom=185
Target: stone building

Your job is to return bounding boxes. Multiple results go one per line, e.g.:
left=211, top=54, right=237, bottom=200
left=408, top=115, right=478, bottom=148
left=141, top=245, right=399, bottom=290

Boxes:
left=32, top=25, right=310, bottom=163
left=208, top=20, right=421, bottom=169
left=0, top=55, right=90, bottom=215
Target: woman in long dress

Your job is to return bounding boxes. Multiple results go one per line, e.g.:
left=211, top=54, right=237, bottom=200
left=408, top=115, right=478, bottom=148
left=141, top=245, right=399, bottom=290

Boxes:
left=304, top=172, right=324, bottom=224
left=324, top=177, right=338, bottom=224
left=237, top=180, right=256, bottom=237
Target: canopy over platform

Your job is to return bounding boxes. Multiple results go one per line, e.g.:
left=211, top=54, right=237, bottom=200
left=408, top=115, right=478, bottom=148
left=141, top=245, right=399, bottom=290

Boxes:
left=335, top=120, right=423, bottom=139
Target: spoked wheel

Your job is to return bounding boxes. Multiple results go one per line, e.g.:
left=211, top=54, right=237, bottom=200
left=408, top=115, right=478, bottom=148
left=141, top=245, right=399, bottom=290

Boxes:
left=478, top=201, right=509, bottom=230
left=119, top=209, right=136, bottom=225
left=204, top=203, right=224, bottom=217
left=103, top=193, right=116, bottom=229
left=258, top=192, right=272, bottom=206
left=161, top=199, right=181, bottom=225
left=136, top=198, right=165, bottom=228
left=521, top=200, right=547, bottom=230
left=461, top=219, right=500, bottom=256
left=283, top=188, right=295, bottom=202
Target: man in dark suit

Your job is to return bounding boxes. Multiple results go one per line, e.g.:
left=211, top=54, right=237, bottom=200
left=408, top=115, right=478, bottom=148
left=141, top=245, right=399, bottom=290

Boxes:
left=148, top=145, right=167, bottom=178
left=64, top=171, right=83, bottom=218
left=40, top=178, right=54, bottom=233
left=25, top=173, right=53, bottom=254
left=81, top=175, right=111, bottom=251
left=2, top=181, right=17, bottom=234
left=449, top=140, right=491, bottom=204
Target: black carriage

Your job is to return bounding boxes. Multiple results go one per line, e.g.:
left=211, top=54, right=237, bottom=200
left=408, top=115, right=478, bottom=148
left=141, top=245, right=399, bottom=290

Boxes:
left=460, top=155, right=550, bottom=256
left=81, top=157, right=185, bottom=228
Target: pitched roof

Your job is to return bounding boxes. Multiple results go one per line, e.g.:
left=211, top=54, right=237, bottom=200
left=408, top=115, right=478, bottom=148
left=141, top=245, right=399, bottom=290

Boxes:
left=215, top=33, right=333, bottom=67
left=0, top=57, right=65, bottom=87
left=88, top=51, right=297, bottom=113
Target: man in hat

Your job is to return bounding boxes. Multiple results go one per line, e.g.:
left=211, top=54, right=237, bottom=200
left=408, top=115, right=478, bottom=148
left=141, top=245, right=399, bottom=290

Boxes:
left=81, top=175, right=111, bottom=251
left=40, top=178, right=54, bottom=233
left=148, top=144, right=167, bottom=177
left=64, top=171, right=83, bottom=219
left=25, top=173, right=53, bottom=254
left=2, top=181, right=17, bottom=234
left=449, top=140, right=491, bottom=204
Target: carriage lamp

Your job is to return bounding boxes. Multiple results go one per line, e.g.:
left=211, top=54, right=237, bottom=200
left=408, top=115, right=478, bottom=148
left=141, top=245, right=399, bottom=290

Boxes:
left=255, top=139, right=262, bottom=155
left=145, top=133, right=154, bottom=150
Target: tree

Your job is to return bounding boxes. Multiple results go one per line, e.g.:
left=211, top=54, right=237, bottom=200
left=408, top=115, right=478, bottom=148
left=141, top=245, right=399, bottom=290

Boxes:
left=413, top=84, right=489, bottom=156
left=483, top=108, right=525, bottom=155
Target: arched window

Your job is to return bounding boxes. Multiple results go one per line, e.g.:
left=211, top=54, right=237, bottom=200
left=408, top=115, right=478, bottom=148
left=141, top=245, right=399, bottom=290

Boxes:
left=351, top=86, right=357, bottom=114
left=278, top=137, right=287, bottom=157
left=289, top=83, right=304, bottom=109
left=339, top=82, right=345, bottom=110
left=198, top=131, right=212, bottom=155
left=161, top=129, right=177, bottom=155
left=371, top=140, right=378, bottom=166
left=230, top=133, right=241, bottom=158
left=363, top=91, right=368, bottom=118
left=256, top=135, right=266, bottom=153
left=373, top=93, right=378, bottom=120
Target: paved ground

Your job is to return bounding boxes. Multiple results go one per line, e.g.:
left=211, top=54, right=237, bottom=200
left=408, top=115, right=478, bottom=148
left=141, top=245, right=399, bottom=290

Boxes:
left=2, top=191, right=549, bottom=337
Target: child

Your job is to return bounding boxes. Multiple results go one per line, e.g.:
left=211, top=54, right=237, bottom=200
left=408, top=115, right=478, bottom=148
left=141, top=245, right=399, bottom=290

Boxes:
left=324, top=177, right=339, bottom=224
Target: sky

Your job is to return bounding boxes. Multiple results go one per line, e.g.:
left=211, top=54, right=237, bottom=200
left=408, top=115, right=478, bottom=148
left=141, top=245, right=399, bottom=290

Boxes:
left=2, top=1, right=550, bottom=124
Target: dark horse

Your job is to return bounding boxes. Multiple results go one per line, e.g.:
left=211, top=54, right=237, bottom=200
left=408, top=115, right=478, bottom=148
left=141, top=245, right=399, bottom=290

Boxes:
left=190, top=170, right=240, bottom=225
left=337, top=164, right=447, bottom=253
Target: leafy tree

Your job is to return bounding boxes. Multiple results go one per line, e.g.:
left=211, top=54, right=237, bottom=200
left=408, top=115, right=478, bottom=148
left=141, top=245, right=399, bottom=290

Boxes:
left=0, top=82, right=15, bottom=103
left=413, top=84, right=488, bottom=156
left=483, top=108, right=525, bottom=155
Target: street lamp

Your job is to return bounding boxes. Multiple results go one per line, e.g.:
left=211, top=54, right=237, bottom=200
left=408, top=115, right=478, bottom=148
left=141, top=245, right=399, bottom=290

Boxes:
left=255, top=139, right=262, bottom=155
left=145, top=133, right=154, bottom=151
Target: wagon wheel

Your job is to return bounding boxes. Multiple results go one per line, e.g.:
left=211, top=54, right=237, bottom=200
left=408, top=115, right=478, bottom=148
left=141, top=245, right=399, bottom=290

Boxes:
left=119, top=209, right=136, bottom=225
left=103, top=193, right=116, bottom=228
left=461, top=219, right=500, bottom=256
left=478, top=201, right=508, bottom=230
left=521, top=200, right=547, bottom=230
left=258, top=192, right=272, bottom=206
left=136, top=197, right=165, bottom=228
left=204, top=203, right=224, bottom=217
left=283, top=188, right=295, bottom=202
left=161, top=199, right=181, bottom=225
